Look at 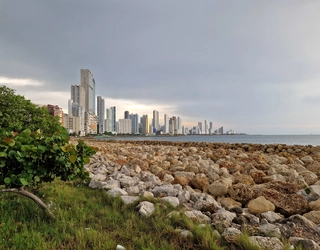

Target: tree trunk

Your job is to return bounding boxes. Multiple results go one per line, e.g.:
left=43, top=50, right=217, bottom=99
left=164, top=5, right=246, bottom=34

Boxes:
left=0, top=187, right=55, bottom=220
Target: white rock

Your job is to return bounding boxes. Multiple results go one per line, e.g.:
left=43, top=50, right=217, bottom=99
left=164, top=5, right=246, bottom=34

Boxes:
left=301, top=156, right=314, bottom=164
left=101, top=180, right=121, bottom=190
left=161, top=197, right=180, bottom=207
left=107, top=188, right=128, bottom=197
left=184, top=210, right=211, bottom=223
left=249, top=236, right=284, bottom=250
left=163, top=173, right=174, bottom=183
left=116, top=244, right=126, bottom=250
left=121, top=196, right=140, bottom=205
left=136, top=201, right=155, bottom=217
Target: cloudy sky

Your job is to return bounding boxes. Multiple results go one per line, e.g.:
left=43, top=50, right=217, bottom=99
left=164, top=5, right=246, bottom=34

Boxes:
left=1, top=0, right=320, bottom=135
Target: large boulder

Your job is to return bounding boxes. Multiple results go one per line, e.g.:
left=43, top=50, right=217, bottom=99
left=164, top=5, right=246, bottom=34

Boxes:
left=303, top=210, right=320, bottom=224
left=309, top=199, right=320, bottom=210
left=262, top=189, right=308, bottom=216
left=190, top=175, right=209, bottom=191
left=208, top=178, right=232, bottom=197
left=248, top=196, right=275, bottom=214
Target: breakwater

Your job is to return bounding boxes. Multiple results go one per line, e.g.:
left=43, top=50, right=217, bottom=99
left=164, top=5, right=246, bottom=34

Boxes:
left=78, top=138, right=320, bottom=249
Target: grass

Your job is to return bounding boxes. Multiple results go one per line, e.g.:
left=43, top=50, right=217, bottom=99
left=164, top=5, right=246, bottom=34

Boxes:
left=0, top=179, right=286, bottom=250
left=0, top=179, right=228, bottom=250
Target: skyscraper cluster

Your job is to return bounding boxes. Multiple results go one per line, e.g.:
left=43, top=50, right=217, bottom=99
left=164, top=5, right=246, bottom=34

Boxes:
left=61, top=69, right=229, bottom=136
left=62, top=69, right=184, bottom=136
left=65, top=69, right=97, bottom=135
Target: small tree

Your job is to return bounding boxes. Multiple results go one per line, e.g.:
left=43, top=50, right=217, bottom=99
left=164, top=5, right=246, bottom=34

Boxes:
left=0, top=86, right=96, bottom=219
left=0, top=86, right=62, bottom=134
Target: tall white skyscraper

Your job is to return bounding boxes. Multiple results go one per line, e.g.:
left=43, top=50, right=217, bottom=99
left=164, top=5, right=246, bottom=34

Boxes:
left=198, top=122, right=203, bottom=134
left=77, top=69, right=97, bottom=134
left=80, top=69, right=95, bottom=115
left=204, top=120, right=208, bottom=135
left=97, top=96, right=105, bottom=134
left=177, top=117, right=182, bottom=134
left=105, top=108, right=112, bottom=132
left=164, top=114, right=169, bottom=134
left=117, top=119, right=132, bottom=134
left=70, top=84, right=85, bottom=108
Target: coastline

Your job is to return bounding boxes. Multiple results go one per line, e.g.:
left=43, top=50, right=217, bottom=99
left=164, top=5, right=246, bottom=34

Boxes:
left=76, top=138, right=320, bottom=247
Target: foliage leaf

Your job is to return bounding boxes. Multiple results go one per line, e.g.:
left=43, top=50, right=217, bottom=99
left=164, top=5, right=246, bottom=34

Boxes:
left=69, top=155, right=77, bottom=163
left=4, top=177, right=11, bottom=184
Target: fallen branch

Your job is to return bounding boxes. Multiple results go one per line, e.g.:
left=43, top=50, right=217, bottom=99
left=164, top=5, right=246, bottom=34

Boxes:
left=0, top=187, right=55, bottom=220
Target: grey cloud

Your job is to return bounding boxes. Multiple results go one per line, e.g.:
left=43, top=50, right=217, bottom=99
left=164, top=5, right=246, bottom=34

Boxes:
left=1, top=0, right=320, bottom=134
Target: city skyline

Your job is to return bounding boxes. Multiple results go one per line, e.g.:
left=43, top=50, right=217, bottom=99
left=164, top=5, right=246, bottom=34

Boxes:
left=65, top=69, right=224, bottom=135
left=1, top=1, right=320, bottom=135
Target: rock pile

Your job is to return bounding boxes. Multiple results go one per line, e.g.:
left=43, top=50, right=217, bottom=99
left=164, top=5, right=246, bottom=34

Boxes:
left=79, top=139, right=320, bottom=249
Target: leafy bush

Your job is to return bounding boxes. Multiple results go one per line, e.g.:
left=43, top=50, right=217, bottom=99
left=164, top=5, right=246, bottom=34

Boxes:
left=0, top=85, right=62, bottom=134
left=0, top=86, right=96, bottom=218
left=0, top=128, right=96, bottom=188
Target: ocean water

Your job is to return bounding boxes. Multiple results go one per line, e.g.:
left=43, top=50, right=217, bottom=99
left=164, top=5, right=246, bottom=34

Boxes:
left=99, top=134, right=320, bottom=146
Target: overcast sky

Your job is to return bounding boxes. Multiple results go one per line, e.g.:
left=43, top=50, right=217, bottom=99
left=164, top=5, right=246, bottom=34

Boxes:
left=1, top=0, right=320, bottom=135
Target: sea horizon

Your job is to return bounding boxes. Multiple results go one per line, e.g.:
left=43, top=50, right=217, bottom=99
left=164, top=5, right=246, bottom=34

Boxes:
left=96, top=134, right=320, bottom=146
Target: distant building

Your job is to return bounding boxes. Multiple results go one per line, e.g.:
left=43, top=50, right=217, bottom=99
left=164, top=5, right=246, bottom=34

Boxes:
left=65, top=115, right=82, bottom=135
left=177, top=117, right=182, bottom=134
left=47, top=104, right=64, bottom=125
left=140, top=115, right=149, bottom=134
left=97, top=96, right=105, bottom=134
left=164, top=114, right=169, bottom=134
left=124, top=111, right=129, bottom=119
left=198, top=122, right=202, bottom=134
left=111, top=106, right=116, bottom=132
left=152, top=110, right=160, bottom=132
left=117, top=119, right=132, bottom=134
left=214, top=126, right=224, bottom=134
left=129, top=113, right=139, bottom=134
left=204, top=120, right=208, bottom=135
left=80, top=69, right=96, bottom=134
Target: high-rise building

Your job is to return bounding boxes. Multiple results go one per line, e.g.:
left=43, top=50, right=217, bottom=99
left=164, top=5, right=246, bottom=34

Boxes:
left=209, top=122, right=213, bottom=130
left=110, top=106, right=116, bottom=132
left=129, top=113, right=139, bottom=134
left=177, top=117, right=182, bottom=134
left=70, top=84, right=85, bottom=108
left=152, top=110, right=159, bottom=132
left=164, top=114, right=169, bottom=134
left=204, top=120, right=208, bottom=135
left=47, top=104, right=64, bottom=125
left=124, top=111, right=129, bottom=119
left=172, top=116, right=177, bottom=135
left=198, top=122, right=202, bottom=134
left=97, top=96, right=105, bottom=134
left=140, top=115, right=149, bottom=134
left=80, top=69, right=95, bottom=115
left=218, top=126, right=224, bottom=134
left=80, top=69, right=97, bottom=134
left=117, top=119, right=132, bottom=134
left=105, top=108, right=112, bottom=132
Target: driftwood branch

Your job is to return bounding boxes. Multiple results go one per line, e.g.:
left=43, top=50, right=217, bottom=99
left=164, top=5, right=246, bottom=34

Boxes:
left=0, top=187, right=55, bottom=219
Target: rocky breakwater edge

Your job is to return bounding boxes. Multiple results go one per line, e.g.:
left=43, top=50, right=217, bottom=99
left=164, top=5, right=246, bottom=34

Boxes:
left=79, top=139, right=320, bottom=249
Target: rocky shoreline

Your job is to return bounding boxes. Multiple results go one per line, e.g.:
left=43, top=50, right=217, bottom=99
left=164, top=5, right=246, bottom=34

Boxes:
left=78, top=139, right=320, bottom=249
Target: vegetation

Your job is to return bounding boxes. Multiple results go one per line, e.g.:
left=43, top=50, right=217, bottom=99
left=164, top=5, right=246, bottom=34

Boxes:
left=0, top=86, right=96, bottom=218
left=0, top=179, right=224, bottom=250
left=0, top=86, right=62, bottom=134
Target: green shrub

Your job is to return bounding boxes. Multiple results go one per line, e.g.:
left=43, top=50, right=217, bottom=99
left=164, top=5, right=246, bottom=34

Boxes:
left=0, top=128, right=96, bottom=188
